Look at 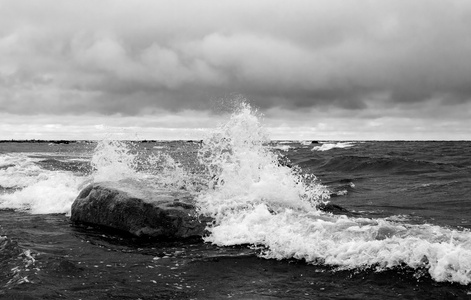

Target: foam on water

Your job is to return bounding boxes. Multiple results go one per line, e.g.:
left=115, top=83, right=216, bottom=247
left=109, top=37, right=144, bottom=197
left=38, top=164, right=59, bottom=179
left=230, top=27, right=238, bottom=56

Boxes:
left=0, top=154, right=46, bottom=189
left=207, top=207, right=471, bottom=284
left=312, top=142, right=355, bottom=151
left=196, top=102, right=471, bottom=285
left=273, top=144, right=291, bottom=151
left=0, top=173, right=85, bottom=215
left=0, top=153, right=87, bottom=215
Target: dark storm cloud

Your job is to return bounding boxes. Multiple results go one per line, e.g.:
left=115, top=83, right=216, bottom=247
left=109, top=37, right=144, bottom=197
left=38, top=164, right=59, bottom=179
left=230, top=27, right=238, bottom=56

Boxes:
left=1, top=0, right=471, bottom=117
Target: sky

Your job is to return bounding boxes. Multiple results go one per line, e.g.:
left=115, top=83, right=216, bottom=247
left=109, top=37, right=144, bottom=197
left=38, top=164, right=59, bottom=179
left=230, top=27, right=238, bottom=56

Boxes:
left=1, top=0, right=471, bottom=140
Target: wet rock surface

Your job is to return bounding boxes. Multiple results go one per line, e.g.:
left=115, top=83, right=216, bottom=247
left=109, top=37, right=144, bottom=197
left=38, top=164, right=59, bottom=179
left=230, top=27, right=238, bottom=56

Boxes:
left=71, top=180, right=210, bottom=239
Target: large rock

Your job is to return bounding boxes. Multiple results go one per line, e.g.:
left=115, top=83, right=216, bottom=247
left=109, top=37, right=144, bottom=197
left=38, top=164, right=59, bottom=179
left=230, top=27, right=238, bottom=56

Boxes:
left=71, top=180, right=210, bottom=239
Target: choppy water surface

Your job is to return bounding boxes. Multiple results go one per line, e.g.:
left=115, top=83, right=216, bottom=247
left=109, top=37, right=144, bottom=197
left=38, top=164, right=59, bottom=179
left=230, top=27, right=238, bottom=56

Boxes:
left=1, top=104, right=471, bottom=299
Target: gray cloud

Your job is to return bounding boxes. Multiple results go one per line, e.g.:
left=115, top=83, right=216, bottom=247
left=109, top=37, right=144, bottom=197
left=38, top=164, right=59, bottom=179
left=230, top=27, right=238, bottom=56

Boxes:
left=1, top=0, right=471, bottom=120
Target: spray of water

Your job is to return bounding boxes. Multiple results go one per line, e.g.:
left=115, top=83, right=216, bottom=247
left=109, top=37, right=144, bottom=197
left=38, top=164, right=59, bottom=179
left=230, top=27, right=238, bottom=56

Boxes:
left=144, top=151, right=203, bottom=192
left=89, top=139, right=204, bottom=194
left=196, top=102, right=329, bottom=221
left=193, top=100, right=471, bottom=285
left=90, top=140, right=140, bottom=182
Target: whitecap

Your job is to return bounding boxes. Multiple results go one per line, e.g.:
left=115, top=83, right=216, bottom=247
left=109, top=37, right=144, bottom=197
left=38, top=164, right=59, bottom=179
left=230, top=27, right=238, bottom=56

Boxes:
left=195, top=100, right=471, bottom=285
left=312, top=142, right=355, bottom=151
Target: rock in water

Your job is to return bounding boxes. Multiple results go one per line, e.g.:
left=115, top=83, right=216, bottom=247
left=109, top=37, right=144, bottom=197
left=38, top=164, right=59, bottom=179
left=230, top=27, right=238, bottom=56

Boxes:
left=71, top=180, right=209, bottom=239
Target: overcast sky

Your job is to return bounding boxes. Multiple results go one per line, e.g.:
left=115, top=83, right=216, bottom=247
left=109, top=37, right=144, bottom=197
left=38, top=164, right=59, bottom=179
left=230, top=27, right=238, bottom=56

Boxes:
left=1, top=0, right=471, bottom=140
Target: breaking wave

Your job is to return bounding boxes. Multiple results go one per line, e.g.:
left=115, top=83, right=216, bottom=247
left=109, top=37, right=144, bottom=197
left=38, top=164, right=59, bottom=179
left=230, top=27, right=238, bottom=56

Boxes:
left=195, top=101, right=471, bottom=285
left=312, top=142, right=356, bottom=151
left=0, top=154, right=87, bottom=215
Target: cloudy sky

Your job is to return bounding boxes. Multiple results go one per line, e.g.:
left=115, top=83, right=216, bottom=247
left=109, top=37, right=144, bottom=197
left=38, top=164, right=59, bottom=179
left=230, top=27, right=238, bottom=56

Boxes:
left=1, top=0, right=471, bottom=140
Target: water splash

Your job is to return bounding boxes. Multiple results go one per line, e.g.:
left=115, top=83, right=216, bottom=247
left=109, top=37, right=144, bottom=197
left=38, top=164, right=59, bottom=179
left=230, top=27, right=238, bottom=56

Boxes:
left=91, top=140, right=140, bottom=182
left=144, top=151, right=203, bottom=193
left=90, top=139, right=203, bottom=193
left=0, top=153, right=86, bottom=214
left=196, top=102, right=329, bottom=220
left=194, top=100, right=471, bottom=285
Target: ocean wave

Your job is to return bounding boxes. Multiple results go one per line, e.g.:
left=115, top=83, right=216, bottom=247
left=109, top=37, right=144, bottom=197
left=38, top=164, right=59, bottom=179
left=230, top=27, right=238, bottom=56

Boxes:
left=194, top=101, right=471, bottom=285
left=312, top=142, right=355, bottom=152
left=204, top=204, right=471, bottom=285
left=0, top=171, right=87, bottom=215
left=0, top=154, right=50, bottom=189
left=0, top=153, right=89, bottom=214
left=273, top=144, right=291, bottom=151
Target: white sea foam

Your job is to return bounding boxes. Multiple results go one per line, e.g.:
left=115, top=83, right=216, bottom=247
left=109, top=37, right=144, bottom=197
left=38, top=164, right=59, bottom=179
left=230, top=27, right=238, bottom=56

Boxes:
left=312, top=142, right=355, bottom=151
left=0, top=153, right=87, bottom=215
left=0, top=154, right=46, bottom=189
left=273, top=145, right=291, bottom=151
left=196, top=101, right=471, bottom=285
left=0, top=172, right=85, bottom=215
left=206, top=205, right=471, bottom=284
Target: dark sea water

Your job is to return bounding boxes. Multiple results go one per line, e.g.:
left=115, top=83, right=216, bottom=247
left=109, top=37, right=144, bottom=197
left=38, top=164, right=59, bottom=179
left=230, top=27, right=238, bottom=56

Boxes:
left=1, top=107, right=471, bottom=299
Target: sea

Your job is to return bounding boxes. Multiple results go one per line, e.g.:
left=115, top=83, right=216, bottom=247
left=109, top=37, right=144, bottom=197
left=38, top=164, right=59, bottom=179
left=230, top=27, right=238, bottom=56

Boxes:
left=1, top=103, right=471, bottom=299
